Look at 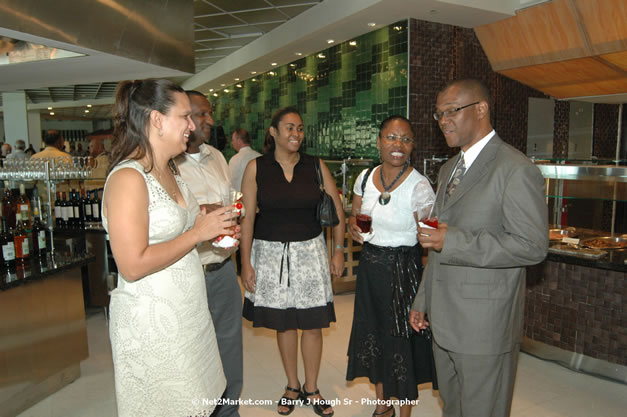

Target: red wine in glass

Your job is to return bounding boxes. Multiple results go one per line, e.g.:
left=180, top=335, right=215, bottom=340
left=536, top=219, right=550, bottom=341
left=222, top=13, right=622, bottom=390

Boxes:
left=356, top=214, right=372, bottom=233
left=422, top=217, right=438, bottom=229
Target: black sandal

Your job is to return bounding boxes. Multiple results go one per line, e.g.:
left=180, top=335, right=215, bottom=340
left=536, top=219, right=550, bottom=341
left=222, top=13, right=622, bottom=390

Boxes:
left=373, top=405, right=395, bottom=417
left=277, top=385, right=303, bottom=416
left=302, top=388, right=334, bottom=417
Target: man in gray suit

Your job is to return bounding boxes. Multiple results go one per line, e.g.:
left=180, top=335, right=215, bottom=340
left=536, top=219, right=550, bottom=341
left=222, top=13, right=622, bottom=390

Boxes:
left=410, top=79, right=548, bottom=417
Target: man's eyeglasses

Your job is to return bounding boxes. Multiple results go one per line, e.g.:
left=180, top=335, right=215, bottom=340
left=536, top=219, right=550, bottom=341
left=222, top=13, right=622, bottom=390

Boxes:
left=433, top=102, right=479, bottom=121
left=382, top=134, right=414, bottom=144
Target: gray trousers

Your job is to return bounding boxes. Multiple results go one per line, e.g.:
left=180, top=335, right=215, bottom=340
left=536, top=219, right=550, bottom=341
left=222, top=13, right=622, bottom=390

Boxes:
left=205, top=260, right=243, bottom=417
left=433, top=340, right=520, bottom=417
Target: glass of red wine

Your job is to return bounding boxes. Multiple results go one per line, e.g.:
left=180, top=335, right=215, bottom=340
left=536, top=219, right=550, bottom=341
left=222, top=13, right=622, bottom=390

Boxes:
left=415, top=203, right=438, bottom=231
left=355, top=207, right=372, bottom=233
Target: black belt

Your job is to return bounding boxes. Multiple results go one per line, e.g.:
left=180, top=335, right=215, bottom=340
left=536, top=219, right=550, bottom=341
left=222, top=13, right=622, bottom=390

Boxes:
left=203, top=257, right=230, bottom=273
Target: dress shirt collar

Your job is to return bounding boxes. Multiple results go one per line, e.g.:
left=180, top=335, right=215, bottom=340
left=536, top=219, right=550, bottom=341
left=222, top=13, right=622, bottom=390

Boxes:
left=186, top=143, right=215, bottom=162
left=463, top=129, right=495, bottom=170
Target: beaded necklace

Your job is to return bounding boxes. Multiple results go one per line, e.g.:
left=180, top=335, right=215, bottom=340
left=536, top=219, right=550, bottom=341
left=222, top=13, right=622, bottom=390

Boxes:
left=378, top=161, right=409, bottom=205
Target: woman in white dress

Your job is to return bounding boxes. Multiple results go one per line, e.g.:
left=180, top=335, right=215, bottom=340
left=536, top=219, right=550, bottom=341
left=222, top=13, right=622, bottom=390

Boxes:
left=102, top=79, right=237, bottom=417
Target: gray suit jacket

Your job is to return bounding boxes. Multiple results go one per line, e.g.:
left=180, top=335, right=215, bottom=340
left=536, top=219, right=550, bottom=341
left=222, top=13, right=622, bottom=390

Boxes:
left=412, top=134, right=548, bottom=355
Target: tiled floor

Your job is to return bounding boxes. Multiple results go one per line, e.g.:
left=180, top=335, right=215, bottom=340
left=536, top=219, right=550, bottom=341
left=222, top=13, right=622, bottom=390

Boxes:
left=18, top=293, right=627, bottom=417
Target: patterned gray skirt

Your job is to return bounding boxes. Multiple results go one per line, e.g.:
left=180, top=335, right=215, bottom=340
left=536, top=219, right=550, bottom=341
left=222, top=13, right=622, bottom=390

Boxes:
left=243, top=233, right=336, bottom=331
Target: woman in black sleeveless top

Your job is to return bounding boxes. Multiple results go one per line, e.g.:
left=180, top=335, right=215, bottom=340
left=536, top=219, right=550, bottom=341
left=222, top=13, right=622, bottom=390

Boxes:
left=240, top=107, right=345, bottom=416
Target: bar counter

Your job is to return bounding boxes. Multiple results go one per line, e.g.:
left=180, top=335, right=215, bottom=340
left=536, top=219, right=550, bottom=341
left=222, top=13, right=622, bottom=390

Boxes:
left=0, top=253, right=95, bottom=417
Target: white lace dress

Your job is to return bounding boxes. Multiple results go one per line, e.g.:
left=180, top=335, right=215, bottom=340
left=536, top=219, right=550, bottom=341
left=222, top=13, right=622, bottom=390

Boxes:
left=103, top=160, right=226, bottom=417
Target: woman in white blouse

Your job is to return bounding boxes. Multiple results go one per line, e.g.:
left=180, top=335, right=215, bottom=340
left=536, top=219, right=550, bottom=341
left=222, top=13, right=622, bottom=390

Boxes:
left=346, top=116, right=438, bottom=417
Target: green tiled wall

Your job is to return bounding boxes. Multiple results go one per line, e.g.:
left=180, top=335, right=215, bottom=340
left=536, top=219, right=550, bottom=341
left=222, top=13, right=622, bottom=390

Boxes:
left=213, top=21, right=408, bottom=160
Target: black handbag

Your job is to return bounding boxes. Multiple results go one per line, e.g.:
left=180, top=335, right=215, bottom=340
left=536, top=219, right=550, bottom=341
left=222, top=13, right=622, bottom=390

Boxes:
left=314, top=158, right=340, bottom=227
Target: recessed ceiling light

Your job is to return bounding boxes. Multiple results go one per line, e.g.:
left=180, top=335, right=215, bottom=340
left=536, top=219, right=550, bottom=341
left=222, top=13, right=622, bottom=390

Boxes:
left=317, top=53, right=326, bottom=58
left=47, top=107, right=53, bottom=110
left=368, top=22, right=376, bottom=27
left=271, top=62, right=277, bottom=66
left=269, top=71, right=275, bottom=76
left=393, top=26, right=402, bottom=31
left=213, top=93, right=218, bottom=97
left=87, top=104, right=92, bottom=108
left=252, top=78, right=257, bottom=82
left=295, top=52, right=302, bottom=56
left=224, top=89, right=229, bottom=93
left=251, top=71, right=257, bottom=74
left=349, top=41, right=357, bottom=46
left=327, top=39, right=334, bottom=44
left=49, top=112, right=55, bottom=115
left=221, top=84, right=226, bottom=87
left=209, top=88, right=214, bottom=92
left=85, top=110, right=89, bottom=113
left=289, top=63, right=296, bottom=67
left=236, top=84, right=242, bottom=88
left=234, top=78, right=240, bottom=81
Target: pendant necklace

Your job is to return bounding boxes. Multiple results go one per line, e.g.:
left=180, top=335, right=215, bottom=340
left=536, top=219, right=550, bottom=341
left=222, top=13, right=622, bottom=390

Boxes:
left=378, top=161, right=409, bottom=205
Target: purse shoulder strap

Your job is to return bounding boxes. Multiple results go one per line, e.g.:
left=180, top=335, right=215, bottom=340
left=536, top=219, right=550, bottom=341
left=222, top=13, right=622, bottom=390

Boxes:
left=314, top=157, right=325, bottom=192
left=361, top=166, right=374, bottom=194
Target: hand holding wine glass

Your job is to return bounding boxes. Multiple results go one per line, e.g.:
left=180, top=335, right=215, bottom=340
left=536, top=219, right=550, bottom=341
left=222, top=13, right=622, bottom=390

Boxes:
left=212, top=189, right=240, bottom=248
left=192, top=205, right=237, bottom=243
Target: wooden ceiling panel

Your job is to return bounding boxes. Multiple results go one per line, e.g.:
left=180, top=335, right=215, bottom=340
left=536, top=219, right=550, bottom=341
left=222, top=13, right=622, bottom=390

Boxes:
left=542, top=78, right=627, bottom=98
left=475, top=0, right=586, bottom=71
left=600, top=51, right=627, bottom=71
left=574, top=0, right=627, bottom=54
left=501, top=57, right=624, bottom=88
left=477, top=0, right=627, bottom=99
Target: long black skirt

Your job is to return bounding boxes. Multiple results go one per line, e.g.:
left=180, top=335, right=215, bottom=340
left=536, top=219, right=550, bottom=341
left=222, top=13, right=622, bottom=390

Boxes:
left=346, top=243, right=438, bottom=401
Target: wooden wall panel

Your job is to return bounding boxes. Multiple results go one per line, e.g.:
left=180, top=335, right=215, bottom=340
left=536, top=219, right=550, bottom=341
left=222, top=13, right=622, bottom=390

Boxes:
left=0, top=268, right=88, bottom=416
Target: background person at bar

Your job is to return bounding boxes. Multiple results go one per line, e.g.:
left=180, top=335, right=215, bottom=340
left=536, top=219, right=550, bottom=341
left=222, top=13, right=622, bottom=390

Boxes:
left=229, top=128, right=260, bottom=193
left=6, top=139, right=27, bottom=160
left=346, top=115, right=437, bottom=417
left=239, top=106, right=344, bottom=416
left=176, top=90, right=243, bottom=417
left=31, top=130, right=72, bottom=163
left=102, top=78, right=236, bottom=417
left=410, top=79, right=548, bottom=417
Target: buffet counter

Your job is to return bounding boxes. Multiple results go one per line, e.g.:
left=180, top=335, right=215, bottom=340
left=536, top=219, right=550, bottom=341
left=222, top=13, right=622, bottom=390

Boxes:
left=523, top=230, right=626, bottom=383
left=547, top=227, right=626, bottom=272
left=0, top=253, right=95, bottom=417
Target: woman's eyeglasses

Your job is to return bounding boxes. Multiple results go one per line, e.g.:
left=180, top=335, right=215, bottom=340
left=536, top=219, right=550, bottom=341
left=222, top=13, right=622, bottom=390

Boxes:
left=382, top=134, right=414, bottom=144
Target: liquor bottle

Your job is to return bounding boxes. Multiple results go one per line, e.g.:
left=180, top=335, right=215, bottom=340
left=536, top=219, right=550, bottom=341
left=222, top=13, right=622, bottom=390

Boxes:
left=70, top=190, right=82, bottom=229
left=54, top=191, right=64, bottom=229
left=17, top=184, right=32, bottom=230
left=1, top=217, right=16, bottom=268
left=91, top=189, right=101, bottom=222
left=2, top=181, right=15, bottom=229
left=83, top=189, right=92, bottom=222
left=31, top=206, right=48, bottom=257
left=14, top=212, right=30, bottom=263
left=62, top=192, right=71, bottom=230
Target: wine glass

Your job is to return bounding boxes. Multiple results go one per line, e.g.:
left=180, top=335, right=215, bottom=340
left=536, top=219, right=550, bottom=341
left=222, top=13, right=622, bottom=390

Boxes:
left=355, top=207, right=372, bottom=233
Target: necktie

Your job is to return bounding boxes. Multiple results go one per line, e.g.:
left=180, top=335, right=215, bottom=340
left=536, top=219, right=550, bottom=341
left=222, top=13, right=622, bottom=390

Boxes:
left=446, top=154, right=466, bottom=197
